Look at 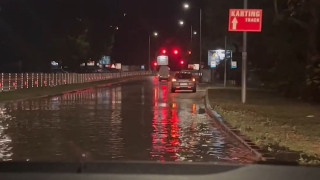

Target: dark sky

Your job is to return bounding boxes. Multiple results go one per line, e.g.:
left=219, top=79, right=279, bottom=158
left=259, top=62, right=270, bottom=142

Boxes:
left=0, top=0, right=203, bottom=69
left=113, top=0, right=200, bottom=65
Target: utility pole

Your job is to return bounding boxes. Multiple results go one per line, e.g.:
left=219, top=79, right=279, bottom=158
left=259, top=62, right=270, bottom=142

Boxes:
left=148, top=35, right=151, bottom=71
left=224, top=36, right=227, bottom=87
left=199, top=9, right=202, bottom=69
left=191, top=25, right=193, bottom=44
left=242, top=0, right=248, bottom=103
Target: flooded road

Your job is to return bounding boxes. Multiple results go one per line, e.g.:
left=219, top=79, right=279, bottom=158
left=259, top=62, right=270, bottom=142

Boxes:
left=0, top=77, right=256, bottom=163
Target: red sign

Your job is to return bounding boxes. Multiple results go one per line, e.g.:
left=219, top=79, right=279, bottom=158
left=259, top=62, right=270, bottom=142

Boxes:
left=228, top=9, right=262, bottom=32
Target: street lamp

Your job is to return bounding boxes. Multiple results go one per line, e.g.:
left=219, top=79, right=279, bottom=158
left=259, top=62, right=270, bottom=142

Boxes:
left=179, top=20, right=184, bottom=26
left=178, top=20, right=197, bottom=44
left=148, top=32, right=158, bottom=71
left=109, top=25, right=119, bottom=31
left=183, top=3, right=190, bottom=9
left=183, top=2, right=202, bottom=69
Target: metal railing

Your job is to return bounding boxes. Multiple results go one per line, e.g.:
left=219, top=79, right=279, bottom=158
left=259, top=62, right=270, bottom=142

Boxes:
left=0, top=71, right=151, bottom=92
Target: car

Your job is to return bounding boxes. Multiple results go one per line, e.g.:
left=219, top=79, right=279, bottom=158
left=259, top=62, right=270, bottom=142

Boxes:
left=171, top=72, right=196, bottom=93
left=158, top=66, right=170, bottom=81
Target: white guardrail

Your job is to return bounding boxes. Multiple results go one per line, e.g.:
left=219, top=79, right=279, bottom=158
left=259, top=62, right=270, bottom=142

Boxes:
left=0, top=71, right=152, bottom=92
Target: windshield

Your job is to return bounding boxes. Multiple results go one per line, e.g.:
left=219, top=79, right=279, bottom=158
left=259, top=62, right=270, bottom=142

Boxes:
left=0, top=0, right=319, bottom=169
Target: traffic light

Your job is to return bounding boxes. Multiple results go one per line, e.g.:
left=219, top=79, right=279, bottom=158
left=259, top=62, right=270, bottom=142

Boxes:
left=161, top=49, right=167, bottom=54
left=180, top=60, right=185, bottom=65
left=188, top=50, right=192, bottom=55
left=173, top=49, right=179, bottom=55
left=153, top=61, right=158, bottom=66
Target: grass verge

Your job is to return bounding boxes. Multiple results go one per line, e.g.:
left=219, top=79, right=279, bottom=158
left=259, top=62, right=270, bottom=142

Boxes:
left=208, top=88, right=320, bottom=165
left=0, top=76, right=144, bottom=103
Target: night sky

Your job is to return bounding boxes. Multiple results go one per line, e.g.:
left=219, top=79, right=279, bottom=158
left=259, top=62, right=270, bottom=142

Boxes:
left=113, top=0, right=201, bottom=65
left=0, top=0, right=204, bottom=68
left=0, top=0, right=225, bottom=71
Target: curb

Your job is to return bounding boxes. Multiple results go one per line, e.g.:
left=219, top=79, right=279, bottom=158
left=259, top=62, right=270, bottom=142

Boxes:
left=204, top=88, right=265, bottom=162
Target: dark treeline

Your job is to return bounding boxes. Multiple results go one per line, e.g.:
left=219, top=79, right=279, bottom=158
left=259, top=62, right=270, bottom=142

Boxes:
left=203, top=0, right=320, bottom=101
left=0, top=0, right=121, bottom=72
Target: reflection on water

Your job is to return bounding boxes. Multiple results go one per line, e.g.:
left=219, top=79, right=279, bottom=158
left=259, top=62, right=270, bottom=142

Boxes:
left=0, top=106, right=13, bottom=161
left=151, top=83, right=180, bottom=161
left=0, top=86, right=125, bottom=161
left=0, top=77, right=255, bottom=162
left=151, top=77, right=255, bottom=163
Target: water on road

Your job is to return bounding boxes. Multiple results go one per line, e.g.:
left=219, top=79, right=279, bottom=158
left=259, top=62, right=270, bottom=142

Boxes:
left=0, top=77, right=256, bottom=163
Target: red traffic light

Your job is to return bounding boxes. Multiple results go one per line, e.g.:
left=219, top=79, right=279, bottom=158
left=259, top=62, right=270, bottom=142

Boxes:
left=153, top=61, right=158, bottom=66
left=188, top=50, right=192, bottom=55
left=173, top=49, right=179, bottom=55
left=161, top=49, right=167, bottom=54
left=180, top=60, right=185, bottom=65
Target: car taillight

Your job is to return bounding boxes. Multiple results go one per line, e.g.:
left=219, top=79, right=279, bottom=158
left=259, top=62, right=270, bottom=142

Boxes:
left=192, top=78, right=196, bottom=82
left=172, top=78, right=177, bottom=82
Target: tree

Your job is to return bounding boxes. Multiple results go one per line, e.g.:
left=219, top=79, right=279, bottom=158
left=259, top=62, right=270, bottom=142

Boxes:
left=202, top=0, right=320, bottom=101
left=272, top=0, right=320, bottom=100
left=0, top=0, right=118, bottom=72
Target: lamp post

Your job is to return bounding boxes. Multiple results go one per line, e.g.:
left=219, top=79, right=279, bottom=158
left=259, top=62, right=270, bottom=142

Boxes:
left=148, top=32, right=158, bottom=71
left=183, top=3, right=202, bottom=69
left=178, top=20, right=196, bottom=43
left=178, top=20, right=197, bottom=64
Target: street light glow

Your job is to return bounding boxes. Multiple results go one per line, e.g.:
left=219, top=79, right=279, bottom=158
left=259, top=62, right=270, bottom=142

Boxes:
left=193, top=31, right=197, bottom=35
left=179, top=20, right=184, bottom=26
left=153, top=32, right=158, bottom=37
left=183, top=3, right=190, bottom=9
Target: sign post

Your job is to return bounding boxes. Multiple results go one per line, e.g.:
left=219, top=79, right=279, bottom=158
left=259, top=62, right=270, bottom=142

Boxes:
left=228, top=2, right=262, bottom=103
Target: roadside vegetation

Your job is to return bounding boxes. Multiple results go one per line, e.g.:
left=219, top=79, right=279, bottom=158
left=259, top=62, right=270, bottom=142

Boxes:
left=204, top=0, right=320, bottom=102
left=208, top=88, right=320, bottom=165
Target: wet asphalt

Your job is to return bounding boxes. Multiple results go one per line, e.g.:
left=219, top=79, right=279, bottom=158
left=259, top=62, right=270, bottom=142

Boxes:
left=0, top=76, right=255, bottom=163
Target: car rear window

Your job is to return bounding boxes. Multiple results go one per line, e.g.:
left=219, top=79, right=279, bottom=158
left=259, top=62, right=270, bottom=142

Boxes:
left=175, top=73, right=192, bottom=79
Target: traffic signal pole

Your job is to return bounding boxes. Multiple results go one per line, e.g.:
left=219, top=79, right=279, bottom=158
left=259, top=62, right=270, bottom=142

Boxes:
left=242, top=0, right=248, bottom=103
left=199, top=8, right=202, bottom=69
left=148, top=35, right=151, bottom=71
left=190, top=25, right=193, bottom=44
left=224, top=36, right=227, bottom=87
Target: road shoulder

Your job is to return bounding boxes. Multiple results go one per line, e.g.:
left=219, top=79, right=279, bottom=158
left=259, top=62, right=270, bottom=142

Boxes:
left=204, top=89, right=264, bottom=162
left=206, top=88, right=320, bottom=165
